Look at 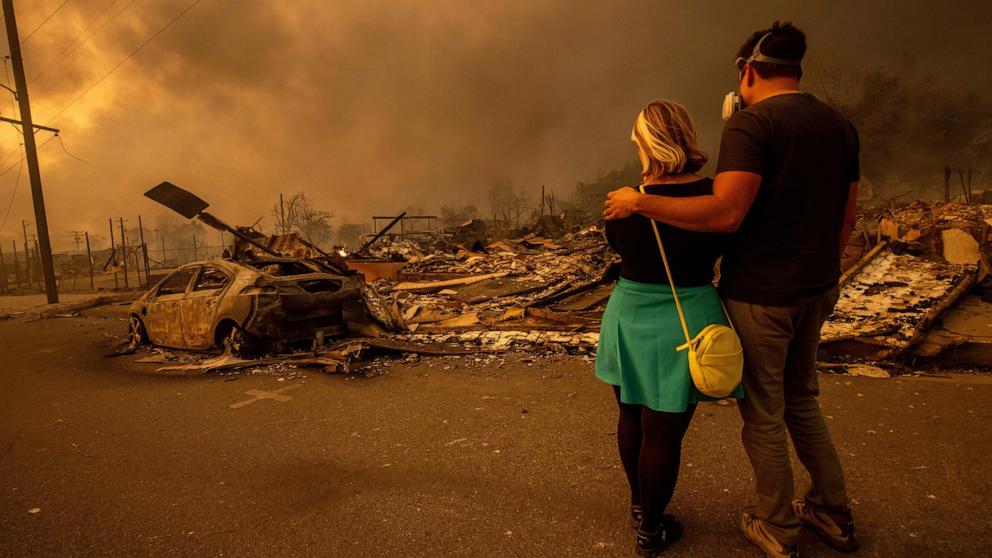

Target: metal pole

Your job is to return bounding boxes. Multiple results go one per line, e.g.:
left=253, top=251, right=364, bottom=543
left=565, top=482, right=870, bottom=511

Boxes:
left=33, top=237, right=41, bottom=289
left=11, top=240, right=19, bottom=287
left=958, top=170, right=970, bottom=204
left=85, top=231, right=94, bottom=291
left=119, top=218, right=128, bottom=288
left=21, top=220, right=30, bottom=285
left=358, top=212, right=407, bottom=255
left=944, top=165, right=950, bottom=203
left=3, top=0, right=59, bottom=303
left=158, top=230, right=166, bottom=267
left=968, top=168, right=974, bottom=203
left=109, top=218, right=118, bottom=289
left=192, top=235, right=198, bottom=261
left=0, top=243, right=7, bottom=293
left=138, top=215, right=150, bottom=286
left=540, top=184, right=545, bottom=218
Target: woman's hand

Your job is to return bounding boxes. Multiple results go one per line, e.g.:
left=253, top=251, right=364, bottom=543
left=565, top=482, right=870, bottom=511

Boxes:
left=604, top=186, right=643, bottom=220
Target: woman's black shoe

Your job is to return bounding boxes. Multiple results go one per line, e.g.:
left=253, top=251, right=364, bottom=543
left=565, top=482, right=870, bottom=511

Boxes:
left=630, top=504, right=644, bottom=529
left=635, top=514, right=683, bottom=557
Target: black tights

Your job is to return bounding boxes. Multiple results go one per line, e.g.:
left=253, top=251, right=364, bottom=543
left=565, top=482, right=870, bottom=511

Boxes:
left=613, top=385, right=696, bottom=531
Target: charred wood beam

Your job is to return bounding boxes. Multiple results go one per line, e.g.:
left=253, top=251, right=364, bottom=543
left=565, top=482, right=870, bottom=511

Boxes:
left=195, top=212, right=281, bottom=257
left=839, top=241, right=888, bottom=286
left=358, top=212, right=407, bottom=255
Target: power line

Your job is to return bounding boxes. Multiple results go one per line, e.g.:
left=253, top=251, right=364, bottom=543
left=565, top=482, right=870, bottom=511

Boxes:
left=30, top=0, right=131, bottom=85
left=2, top=57, right=13, bottom=114
left=46, top=0, right=205, bottom=123
left=19, top=0, right=71, bottom=45
left=0, top=157, right=22, bottom=230
left=0, top=142, right=20, bottom=168
left=0, top=134, right=56, bottom=231
left=56, top=133, right=90, bottom=166
left=0, top=135, right=53, bottom=177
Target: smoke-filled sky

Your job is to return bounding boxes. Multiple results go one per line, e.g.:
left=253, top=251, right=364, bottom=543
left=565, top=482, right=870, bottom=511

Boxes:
left=0, top=0, right=990, bottom=250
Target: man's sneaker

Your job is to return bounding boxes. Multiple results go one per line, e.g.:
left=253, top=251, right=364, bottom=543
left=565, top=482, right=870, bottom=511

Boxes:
left=635, top=514, right=683, bottom=557
left=793, top=499, right=859, bottom=552
left=740, top=510, right=799, bottom=558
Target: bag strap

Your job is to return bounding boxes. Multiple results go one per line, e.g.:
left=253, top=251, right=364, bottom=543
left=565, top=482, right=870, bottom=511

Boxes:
left=638, top=184, right=737, bottom=351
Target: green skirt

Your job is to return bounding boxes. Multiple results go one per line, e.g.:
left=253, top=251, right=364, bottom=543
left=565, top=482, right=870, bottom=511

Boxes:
left=596, top=277, right=744, bottom=412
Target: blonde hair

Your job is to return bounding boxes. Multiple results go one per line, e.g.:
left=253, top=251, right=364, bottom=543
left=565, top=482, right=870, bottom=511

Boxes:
left=631, top=99, right=707, bottom=179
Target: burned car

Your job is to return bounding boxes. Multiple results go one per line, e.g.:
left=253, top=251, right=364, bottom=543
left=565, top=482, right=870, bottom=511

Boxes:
left=128, top=258, right=365, bottom=354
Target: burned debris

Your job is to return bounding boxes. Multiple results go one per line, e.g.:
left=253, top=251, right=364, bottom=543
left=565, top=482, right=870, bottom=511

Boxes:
left=359, top=200, right=992, bottom=368
left=821, top=201, right=992, bottom=364
left=113, top=180, right=991, bottom=376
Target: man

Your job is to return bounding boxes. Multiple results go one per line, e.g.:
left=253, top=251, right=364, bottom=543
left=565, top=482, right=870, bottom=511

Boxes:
left=603, top=22, right=860, bottom=558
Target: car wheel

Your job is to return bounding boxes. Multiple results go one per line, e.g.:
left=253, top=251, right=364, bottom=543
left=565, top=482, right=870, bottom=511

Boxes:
left=127, top=315, right=148, bottom=348
left=226, top=326, right=256, bottom=357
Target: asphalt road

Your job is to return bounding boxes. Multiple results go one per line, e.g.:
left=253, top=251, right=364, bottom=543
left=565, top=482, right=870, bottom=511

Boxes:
left=1, top=306, right=990, bottom=557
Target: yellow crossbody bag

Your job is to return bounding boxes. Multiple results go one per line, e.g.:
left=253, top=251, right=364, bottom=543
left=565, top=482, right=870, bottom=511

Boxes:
left=639, top=184, right=744, bottom=398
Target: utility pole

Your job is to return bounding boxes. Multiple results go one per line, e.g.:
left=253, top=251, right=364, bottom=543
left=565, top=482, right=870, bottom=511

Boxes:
left=157, top=229, right=166, bottom=266
left=10, top=239, right=18, bottom=287
left=138, top=215, right=150, bottom=286
left=84, top=231, right=94, bottom=291
left=108, top=218, right=118, bottom=289
left=21, top=220, right=30, bottom=284
left=119, top=217, right=128, bottom=288
left=944, top=165, right=951, bottom=203
left=3, top=0, right=59, bottom=303
left=33, top=236, right=41, bottom=289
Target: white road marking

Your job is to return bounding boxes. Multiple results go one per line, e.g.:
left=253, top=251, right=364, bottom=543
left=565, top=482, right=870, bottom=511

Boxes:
left=229, top=383, right=304, bottom=409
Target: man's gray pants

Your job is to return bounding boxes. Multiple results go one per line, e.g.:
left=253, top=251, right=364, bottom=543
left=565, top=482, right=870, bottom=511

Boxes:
left=724, top=286, right=849, bottom=544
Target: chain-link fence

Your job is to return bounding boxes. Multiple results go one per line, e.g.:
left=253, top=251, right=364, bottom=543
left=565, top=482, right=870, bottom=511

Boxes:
left=0, top=239, right=231, bottom=295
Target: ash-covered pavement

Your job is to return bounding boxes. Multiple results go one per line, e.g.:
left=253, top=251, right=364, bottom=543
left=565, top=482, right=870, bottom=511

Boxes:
left=1, top=307, right=990, bottom=557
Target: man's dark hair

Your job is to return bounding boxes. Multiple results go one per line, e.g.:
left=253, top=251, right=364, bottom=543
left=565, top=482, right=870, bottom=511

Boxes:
left=736, top=21, right=806, bottom=80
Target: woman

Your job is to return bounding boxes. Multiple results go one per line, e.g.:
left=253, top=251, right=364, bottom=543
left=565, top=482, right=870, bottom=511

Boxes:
left=596, top=99, right=744, bottom=556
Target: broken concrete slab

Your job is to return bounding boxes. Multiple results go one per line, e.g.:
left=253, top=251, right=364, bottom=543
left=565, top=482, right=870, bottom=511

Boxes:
left=910, top=295, right=992, bottom=366
left=941, top=228, right=981, bottom=265
left=844, top=363, right=893, bottom=378
left=821, top=249, right=977, bottom=359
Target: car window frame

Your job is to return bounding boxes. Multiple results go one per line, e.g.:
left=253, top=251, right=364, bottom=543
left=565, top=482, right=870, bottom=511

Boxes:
left=155, top=267, right=199, bottom=298
left=191, top=265, right=233, bottom=295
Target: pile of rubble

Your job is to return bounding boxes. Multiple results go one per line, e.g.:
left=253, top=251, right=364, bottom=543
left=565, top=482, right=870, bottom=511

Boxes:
left=362, top=225, right=615, bottom=353
left=820, top=201, right=992, bottom=364
left=113, top=196, right=991, bottom=375
left=364, top=235, right=455, bottom=262
left=364, top=202, right=992, bottom=366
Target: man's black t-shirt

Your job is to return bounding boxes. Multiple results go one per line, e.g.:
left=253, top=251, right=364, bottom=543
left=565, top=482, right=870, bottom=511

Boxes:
left=605, top=179, right=726, bottom=287
left=716, top=92, right=859, bottom=306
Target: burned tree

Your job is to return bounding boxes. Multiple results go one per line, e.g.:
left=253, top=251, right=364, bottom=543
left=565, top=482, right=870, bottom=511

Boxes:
left=272, top=192, right=334, bottom=247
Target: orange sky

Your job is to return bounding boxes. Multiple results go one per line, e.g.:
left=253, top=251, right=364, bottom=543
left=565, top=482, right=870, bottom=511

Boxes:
left=0, top=0, right=990, bottom=251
